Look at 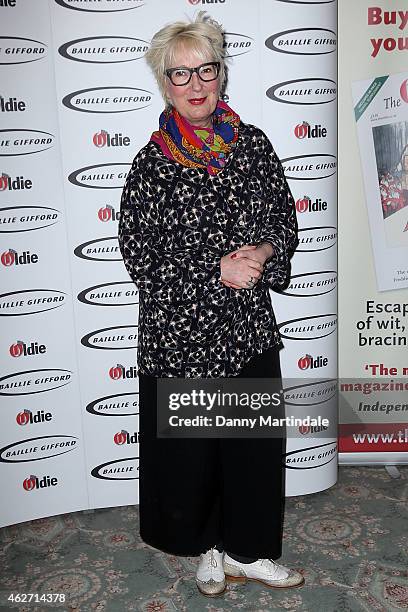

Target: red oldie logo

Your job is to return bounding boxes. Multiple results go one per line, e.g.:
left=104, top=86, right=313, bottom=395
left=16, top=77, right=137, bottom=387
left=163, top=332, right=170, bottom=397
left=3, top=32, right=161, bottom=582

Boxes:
left=294, top=122, right=327, bottom=139
left=114, top=430, right=128, bottom=445
left=114, top=430, right=139, bottom=444
left=16, top=409, right=52, bottom=425
left=23, top=475, right=58, bottom=491
left=23, top=475, right=37, bottom=491
left=400, top=78, right=408, bottom=103
left=0, top=173, right=32, bottom=191
left=0, top=173, right=9, bottom=190
left=1, top=249, right=16, bottom=266
left=298, top=354, right=312, bottom=370
left=109, top=364, right=137, bottom=380
left=1, top=249, right=38, bottom=266
left=295, top=196, right=327, bottom=213
left=298, top=354, right=328, bottom=370
left=9, top=340, right=24, bottom=357
left=92, top=130, right=130, bottom=148
left=16, top=410, right=31, bottom=426
left=9, top=340, right=46, bottom=357
left=98, top=205, right=119, bottom=222
left=109, top=364, right=124, bottom=380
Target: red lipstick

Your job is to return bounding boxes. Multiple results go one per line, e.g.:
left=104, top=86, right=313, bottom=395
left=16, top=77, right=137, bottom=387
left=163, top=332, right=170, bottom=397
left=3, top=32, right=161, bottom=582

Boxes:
left=188, top=98, right=206, bottom=105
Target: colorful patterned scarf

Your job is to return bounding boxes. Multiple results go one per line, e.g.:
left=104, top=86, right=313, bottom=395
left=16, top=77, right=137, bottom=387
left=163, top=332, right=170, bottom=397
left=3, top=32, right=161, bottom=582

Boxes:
left=150, top=100, right=240, bottom=175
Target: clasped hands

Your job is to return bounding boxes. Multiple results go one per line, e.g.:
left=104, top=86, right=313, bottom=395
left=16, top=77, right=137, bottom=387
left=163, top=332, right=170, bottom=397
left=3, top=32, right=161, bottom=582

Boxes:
left=220, top=243, right=274, bottom=290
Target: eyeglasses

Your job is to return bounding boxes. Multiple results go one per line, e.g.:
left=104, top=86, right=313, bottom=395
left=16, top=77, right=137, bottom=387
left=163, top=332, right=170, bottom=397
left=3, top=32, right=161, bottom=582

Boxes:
left=165, top=62, right=220, bottom=86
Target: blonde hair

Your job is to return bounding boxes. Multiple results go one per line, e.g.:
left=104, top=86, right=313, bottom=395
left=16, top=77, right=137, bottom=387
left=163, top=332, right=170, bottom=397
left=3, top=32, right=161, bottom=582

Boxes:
left=145, top=12, right=227, bottom=106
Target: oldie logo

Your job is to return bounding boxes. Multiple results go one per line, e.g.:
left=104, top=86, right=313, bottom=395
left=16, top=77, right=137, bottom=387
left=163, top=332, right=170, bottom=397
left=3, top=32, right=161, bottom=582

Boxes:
left=0, top=37, right=47, bottom=64
left=1, top=248, right=38, bottom=266
left=285, top=441, right=337, bottom=470
left=0, top=173, right=32, bottom=191
left=297, top=354, right=328, bottom=371
left=62, top=86, right=153, bottom=114
left=281, top=154, right=337, bottom=180
left=114, top=430, right=139, bottom=445
left=0, top=96, right=26, bottom=112
left=23, top=475, right=58, bottom=491
left=295, top=196, right=327, bottom=213
left=0, top=289, right=67, bottom=316
left=0, top=206, right=61, bottom=233
left=0, top=435, right=77, bottom=463
left=86, top=392, right=139, bottom=416
left=188, top=0, right=225, bottom=4
left=0, top=129, right=54, bottom=156
left=59, top=36, right=148, bottom=63
left=224, top=33, right=254, bottom=57
left=74, top=236, right=121, bottom=261
left=109, top=364, right=137, bottom=380
left=77, top=281, right=138, bottom=306
left=283, top=379, right=337, bottom=406
left=91, top=457, right=139, bottom=480
left=297, top=226, right=337, bottom=252
left=281, top=271, right=337, bottom=298
left=98, top=205, right=120, bottom=222
left=81, top=325, right=138, bottom=350
left=279, top=314, right=337, bottom=341
left=92, top=130, right=130, bottom=148
left=294, top=122, right=327, bottom=139
left=9, top=340, right=46, bottom=358
left=68, top=163, right=130, bottom=189
left=0, top=368, right=72, bottom=395
left=265, top=28, right=336, bottom=55
left=267, top=78, right=337, bottom=106
left=16, top=409, right=52, bottom=426
left=299, top=423, right=328, bottom=435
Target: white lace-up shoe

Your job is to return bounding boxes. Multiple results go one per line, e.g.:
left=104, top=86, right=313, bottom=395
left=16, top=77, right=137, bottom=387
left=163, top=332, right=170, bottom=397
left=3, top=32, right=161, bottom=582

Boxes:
left=195, top=547, right=226, bottom=596
left=223, top=554, right=304, bottom=589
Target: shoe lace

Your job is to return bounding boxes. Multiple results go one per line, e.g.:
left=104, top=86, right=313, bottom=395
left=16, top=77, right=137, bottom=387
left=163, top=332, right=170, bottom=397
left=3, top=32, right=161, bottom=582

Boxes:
left=209, top=548, right=218, bottom=568
left=260, top=558, right=277, bottom=571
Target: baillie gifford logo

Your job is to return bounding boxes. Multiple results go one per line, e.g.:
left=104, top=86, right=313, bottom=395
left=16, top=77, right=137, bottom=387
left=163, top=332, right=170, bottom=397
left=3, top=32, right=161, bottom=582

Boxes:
left=298, top=354, right=328, bottom=370
left=1, top=249, right=38, bottom=266
left=16, top=409, right=52, bottom=426
left=23, top=474, right=57, bottom=491
left=98, top=205, right=120, bottom=222
left=294, top=122, right=327, bottom=139
left=9, top=340, right=46, bottom=357
left=109, top=364, right=137, bottom=380
left=114, top=430, right=139, bottom=445
left=93, top=130, right=130, bottom=148
left=0, top=173, right=32, bottom=191
left=296, top=196, right=327, bottom=213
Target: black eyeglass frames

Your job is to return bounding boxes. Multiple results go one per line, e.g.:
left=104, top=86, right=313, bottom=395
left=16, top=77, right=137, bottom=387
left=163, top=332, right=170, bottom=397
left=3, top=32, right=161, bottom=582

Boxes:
left=165, top=62, right=220, bottom=86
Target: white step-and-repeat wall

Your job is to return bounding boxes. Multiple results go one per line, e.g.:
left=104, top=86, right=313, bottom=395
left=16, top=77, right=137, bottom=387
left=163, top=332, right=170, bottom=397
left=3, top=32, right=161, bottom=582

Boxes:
left=0, top=0, right=337, bottom=527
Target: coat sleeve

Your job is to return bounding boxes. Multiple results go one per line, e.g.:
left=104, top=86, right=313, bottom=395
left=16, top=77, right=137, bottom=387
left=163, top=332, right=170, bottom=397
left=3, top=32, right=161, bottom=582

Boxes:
left=118, top=151, right=222, bottom=305
left=255, top=134, right=299, bottom=290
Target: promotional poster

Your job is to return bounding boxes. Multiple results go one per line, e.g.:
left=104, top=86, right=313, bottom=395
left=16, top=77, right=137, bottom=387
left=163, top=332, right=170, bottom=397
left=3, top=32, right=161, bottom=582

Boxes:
left=339, top=1, right=408, bottom=460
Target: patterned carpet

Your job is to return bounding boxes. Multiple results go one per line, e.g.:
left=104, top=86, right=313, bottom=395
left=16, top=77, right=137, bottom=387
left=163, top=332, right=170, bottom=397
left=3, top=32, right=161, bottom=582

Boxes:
left=1, top=466, right=407, bottom=612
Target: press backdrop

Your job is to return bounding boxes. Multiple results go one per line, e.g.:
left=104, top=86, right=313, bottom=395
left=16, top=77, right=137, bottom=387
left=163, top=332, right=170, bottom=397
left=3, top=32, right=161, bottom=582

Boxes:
left=0, top=0, right=337, bottom=527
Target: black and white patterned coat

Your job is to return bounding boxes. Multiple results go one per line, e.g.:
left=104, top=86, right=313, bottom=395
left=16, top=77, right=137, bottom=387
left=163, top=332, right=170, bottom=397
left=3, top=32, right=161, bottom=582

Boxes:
left=118, top=122, right=298, bottom=377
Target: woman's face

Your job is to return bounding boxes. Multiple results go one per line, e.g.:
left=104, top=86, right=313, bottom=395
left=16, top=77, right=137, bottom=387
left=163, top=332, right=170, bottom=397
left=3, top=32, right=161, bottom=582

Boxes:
left=165, top=46, right=220, bottom=129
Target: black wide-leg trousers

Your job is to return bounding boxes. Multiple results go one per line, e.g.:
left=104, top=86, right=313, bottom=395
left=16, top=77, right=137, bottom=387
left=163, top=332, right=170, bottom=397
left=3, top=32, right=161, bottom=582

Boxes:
left=138, top=347, right=286, bottom=559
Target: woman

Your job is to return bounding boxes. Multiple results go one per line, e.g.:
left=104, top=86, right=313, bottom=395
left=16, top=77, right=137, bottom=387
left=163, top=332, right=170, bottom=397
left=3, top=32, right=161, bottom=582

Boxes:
left=118, top=12, right=303, bottom=597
